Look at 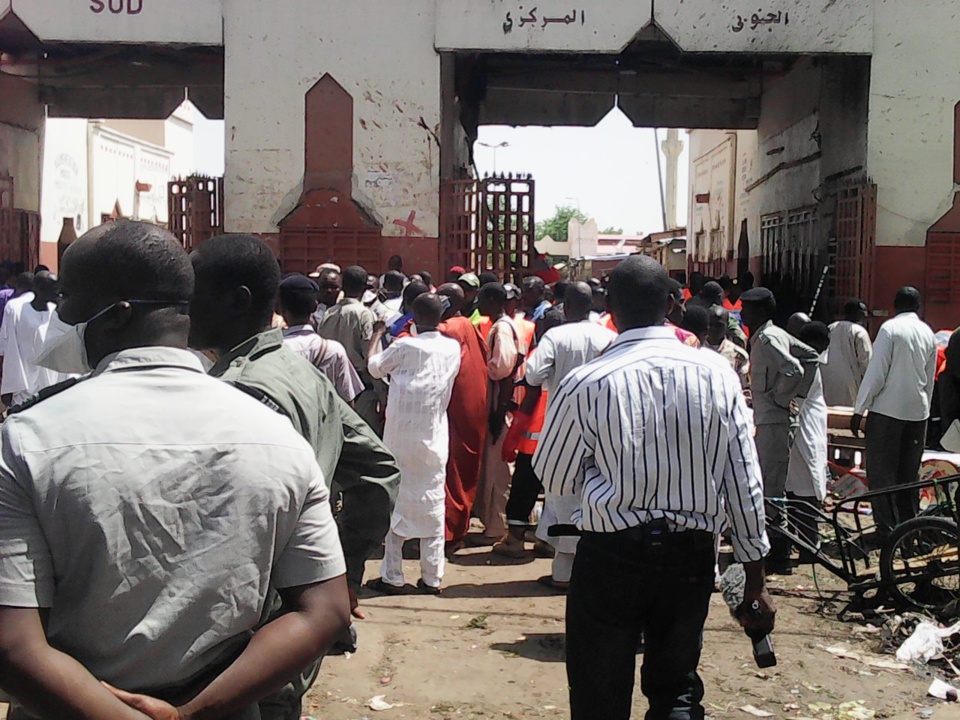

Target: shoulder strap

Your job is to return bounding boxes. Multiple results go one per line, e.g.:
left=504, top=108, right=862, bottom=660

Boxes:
left=7, top=377, right=86, bottom=416
left=229, top=381, right=288, bottom=418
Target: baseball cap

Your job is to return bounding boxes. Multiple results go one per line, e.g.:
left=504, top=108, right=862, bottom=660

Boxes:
left=504, top=283, right=522, bottom=300
left=740, top=287, right=775, bottom=304
left=280, top=274, right=319, bottom=292
left=458, top=272, right=481, bottom=289
left=308, top=263, right=341, bottom=279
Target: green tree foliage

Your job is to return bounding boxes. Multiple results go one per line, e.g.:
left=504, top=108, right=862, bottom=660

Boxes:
left=535, top=205, right=589, bottom=243
left=601, top=226, right=623, bottom=235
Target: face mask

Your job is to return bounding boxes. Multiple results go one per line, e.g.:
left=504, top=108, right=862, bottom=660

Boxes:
left=36, top=299, right=187, bottom=375
left=36, top=304, right=117, bottom=375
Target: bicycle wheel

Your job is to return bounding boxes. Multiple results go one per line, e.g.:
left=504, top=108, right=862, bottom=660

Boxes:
left=879, top=516, right=959, bottom=613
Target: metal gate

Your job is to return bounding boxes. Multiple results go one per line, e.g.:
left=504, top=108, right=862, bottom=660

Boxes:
left=168, top=176, right=224, bottom=252
left=441, top=174, right=535, bottom=282
left=832, top=183, right=877, bottom=313
left=0, top=174, right=14, bottom=263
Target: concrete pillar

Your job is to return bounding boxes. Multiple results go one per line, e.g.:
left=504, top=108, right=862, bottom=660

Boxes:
left=661, top=129, right=684, bottom=231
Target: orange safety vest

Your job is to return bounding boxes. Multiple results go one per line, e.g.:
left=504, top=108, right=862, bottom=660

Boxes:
left=518, top=389, right=548, bottom=455
left=479, top=315, right=493, bottom=341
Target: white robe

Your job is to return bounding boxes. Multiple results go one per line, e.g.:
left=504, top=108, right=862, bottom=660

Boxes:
left=786, top=367, right=829, bottom=501
left=369, top=331, right=461, bottom=538
left=0, top=299, right=73, bottom=404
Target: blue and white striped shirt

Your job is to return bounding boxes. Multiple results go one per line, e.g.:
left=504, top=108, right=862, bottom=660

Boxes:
left=532, top=326, right=770, bottom=563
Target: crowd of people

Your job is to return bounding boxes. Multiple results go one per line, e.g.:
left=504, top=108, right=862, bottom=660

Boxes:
left=0, top=220, right=951, bottom=720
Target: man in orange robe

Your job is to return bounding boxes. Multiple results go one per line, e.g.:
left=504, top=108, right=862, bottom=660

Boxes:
left=437, top=284, right=489, bottom=553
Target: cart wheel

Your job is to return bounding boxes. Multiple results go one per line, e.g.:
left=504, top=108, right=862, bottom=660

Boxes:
left=879, top=517, right=959, bottom=613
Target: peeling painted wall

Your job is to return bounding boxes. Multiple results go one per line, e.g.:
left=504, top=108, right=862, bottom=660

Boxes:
left=223, top=0, right=440, bottom=239
left=869, top=0, right=960, bottom=249
left=0, top=75, right=42, bottom=214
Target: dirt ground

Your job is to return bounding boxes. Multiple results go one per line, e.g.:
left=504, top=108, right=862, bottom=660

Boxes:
left=304, top=545, right=954, bottom=720
left=0, top=546, right=952, bottom=720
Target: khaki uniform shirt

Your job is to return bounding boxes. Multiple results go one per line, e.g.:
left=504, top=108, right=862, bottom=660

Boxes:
left=212, top=330, right=399, bottom=589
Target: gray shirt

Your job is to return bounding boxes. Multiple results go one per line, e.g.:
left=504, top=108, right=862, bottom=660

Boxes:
left=749, top=321, right=809, bottom=425
left=0, top=347, right=345, bottom=692
left=318, top=297, right=375, bottom=380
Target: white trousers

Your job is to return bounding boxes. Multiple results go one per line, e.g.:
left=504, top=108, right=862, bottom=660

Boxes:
left=552, top=550, right=576, bottom=583
left=381, top=529, right=445, bottom=589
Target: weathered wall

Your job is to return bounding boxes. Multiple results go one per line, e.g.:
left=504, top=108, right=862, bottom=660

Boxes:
left=869, top=1, right=960, bottom=251
left=223, top=0, right=441, bottom=247
left=0, top=74, right=42, bottom=214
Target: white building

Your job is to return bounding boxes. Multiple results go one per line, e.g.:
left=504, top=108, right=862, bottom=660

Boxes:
left=1, top=1, right=959, bottom=325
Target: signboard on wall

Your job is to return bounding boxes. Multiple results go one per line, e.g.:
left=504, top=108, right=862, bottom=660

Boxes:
left=435, top=0, right=651, bottom=53
left=655, top=0, right=873, bottom=54
left=8, top=0, right=222, bottom=44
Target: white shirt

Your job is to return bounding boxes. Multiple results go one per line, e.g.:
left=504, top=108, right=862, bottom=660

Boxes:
left=0, top=347, right=345, bottom=691
left=821, top=320, right=873, bottom=407
left=282, top=324, right=365, bottom=402
left=854, top=312, right=937, bottom=422
left=786, top=364, right=829, bottom=501
left=532, top=326, right=770, bottom=563
left=525, top=320, right=617, bottom=400
left=369, top=332, right=461, bottom=537
left=0, top=300, right=72, bottom=402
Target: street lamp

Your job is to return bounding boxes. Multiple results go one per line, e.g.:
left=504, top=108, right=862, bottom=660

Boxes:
left=478, top=141, right=510, bottom=174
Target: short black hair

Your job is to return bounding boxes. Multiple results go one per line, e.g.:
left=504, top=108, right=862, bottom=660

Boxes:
left=342, top=265, right=368, bottom=296
left=800, top=321, right=830, bottom=351
left=420, top=270, right=433, bottom=288
left=682, top=304, right=710, bottom=338
left=607, top=255, right=671, bottom=328
left=15, top=271, right=34, bottom=294
left=667, top=278, right=684, bottom=302
left=402, top=280, right=429, bottom=309
left=72, top=220, right=193, bottom=302
left=383, top=270, right=405, bottom=292
left=412, top=293, right=444, bottom=328
left=388, top=254, right=403, bottom=268
left=191, top=234, right=278, bottom=321
left=34, top=264, right=50, bottom=274
left=894, top=286, right=922, bottom=313
left=478, top=282, right=507, bottom=306
left=479, top=271, right=500, bottom=286
left=553, top=280, right=570, bottom=304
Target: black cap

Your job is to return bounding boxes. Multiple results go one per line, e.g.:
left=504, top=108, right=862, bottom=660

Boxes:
left=740, top=287, right=775, bottom=304
left=279, top=274, right=319, bottom=292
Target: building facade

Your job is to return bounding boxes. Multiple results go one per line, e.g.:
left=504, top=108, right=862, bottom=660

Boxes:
left=1, top=1, right=959, bottom=324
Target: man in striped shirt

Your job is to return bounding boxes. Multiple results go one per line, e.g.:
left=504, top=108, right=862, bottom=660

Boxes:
left=533, top=255, right=774, bottom=720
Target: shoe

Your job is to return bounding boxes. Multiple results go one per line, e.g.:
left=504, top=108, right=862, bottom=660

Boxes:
left=367, top=578, right=407, bottom=596
left=532, top=540, right=556, bottom=558
left=417, top=578, right=442, bottom=595
left=765, top=561, right=794, bottom=576
left=537, top=575, right=570, bottom=593
left=492, top=535, right=527, bottom=559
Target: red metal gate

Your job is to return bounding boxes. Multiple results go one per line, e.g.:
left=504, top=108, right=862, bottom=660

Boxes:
left=168, top=176, right=224, bottom=252
left=0, top=174, right=14, bottom=262
left=832, top=183, right=877, bottom=313
left=441, top=174, right=535, bottom=282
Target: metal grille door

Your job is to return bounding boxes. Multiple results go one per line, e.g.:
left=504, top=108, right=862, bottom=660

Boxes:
left=0, top=174, right=14, bottom=262
left=833, top=184, right=877, bottom=312
left=441, top=174, right=536, bottom=282
left=168, top=176, right=224, bottom=252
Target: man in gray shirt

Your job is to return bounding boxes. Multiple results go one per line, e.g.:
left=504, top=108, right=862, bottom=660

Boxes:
left=741, top=287, right=818, bottom=575
left=0, top=221, right=349, bottom=720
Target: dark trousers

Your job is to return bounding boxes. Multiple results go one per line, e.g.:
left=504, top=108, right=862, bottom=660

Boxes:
left=505, top=452, right=543, bottom=525
left=865, top=412, right=926, bottom=534
left=566, top=526, right=716, bottom=720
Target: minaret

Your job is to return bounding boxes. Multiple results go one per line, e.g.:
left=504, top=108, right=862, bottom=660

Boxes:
left=661, top=129, right=684, bottom=230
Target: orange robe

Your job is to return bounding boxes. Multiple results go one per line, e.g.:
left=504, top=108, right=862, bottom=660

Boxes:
left=439, top=316, right=490, bottom=543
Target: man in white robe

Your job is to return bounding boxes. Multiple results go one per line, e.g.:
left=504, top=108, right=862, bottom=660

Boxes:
left=786, top=321, right=831, bottom=555
left=821, top=299, right=872, bottom=407
left=0, top=272, right=72, bottom=406
left=367, top=294, right=461, bottom=594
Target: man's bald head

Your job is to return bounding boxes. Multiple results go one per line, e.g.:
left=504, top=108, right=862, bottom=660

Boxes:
left=437, top=282, right=465, bottom=318
left=57, top=220, right=193, bottom=367
left=787, top=312, right=811, bottom=339
left=413, top=293, right=445, bottom=330
left=563, top=281, right=594, bottom=322
left=607, top=256, right=671, bottom=330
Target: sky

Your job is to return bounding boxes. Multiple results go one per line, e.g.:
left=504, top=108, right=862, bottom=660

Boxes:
left=475, top=108, right=689, bottom=237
